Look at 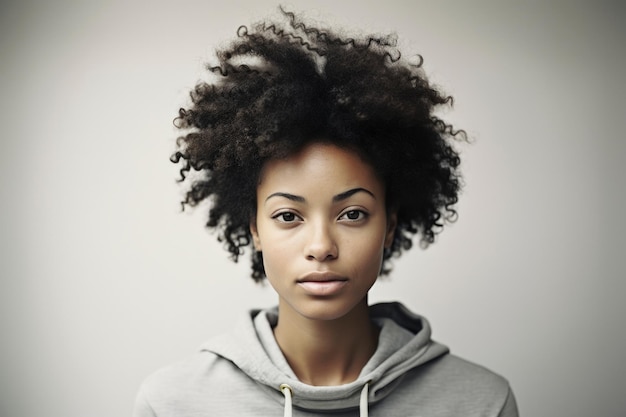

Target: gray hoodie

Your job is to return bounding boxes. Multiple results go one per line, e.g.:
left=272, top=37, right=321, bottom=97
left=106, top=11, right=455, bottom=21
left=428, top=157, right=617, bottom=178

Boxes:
left=133, top=302, right=518, bottom=416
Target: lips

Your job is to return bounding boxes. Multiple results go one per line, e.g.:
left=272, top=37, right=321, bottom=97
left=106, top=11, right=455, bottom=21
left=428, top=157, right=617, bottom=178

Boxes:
left=297, top=272, right=348, bottom=296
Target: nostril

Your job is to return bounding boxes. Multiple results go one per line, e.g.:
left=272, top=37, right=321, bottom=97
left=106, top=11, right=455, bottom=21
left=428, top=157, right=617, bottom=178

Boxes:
left=305, top=243, right=338, bottom=261
left=304, top=223, right=339, bottom=260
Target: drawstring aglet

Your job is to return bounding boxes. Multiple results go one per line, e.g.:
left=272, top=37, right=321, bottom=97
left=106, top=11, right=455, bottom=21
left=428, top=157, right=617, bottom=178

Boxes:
left=280, top=384, right=293, bottom=417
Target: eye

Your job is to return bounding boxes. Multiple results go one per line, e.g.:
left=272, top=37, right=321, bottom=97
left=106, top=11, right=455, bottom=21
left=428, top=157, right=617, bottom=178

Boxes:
left=272, top=211, right=301, bottom=223
left=339, top=209, right=367, bottom=222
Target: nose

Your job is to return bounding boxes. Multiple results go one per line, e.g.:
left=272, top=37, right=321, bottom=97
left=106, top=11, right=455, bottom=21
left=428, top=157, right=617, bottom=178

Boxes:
left=305, top=220, right=338, bottom=261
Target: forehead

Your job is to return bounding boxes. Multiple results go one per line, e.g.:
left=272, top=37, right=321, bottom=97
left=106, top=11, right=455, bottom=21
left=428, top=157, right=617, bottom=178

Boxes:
left=257, top=142, right=385, bottom=196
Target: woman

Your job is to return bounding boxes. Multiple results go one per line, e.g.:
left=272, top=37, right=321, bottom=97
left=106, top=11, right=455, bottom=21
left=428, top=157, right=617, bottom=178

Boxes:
left=134, top=9, right=518, bottom=417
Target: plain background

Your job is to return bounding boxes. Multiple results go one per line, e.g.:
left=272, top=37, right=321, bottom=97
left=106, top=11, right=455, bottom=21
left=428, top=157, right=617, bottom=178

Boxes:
left=1, top=1, right=624, bottom=416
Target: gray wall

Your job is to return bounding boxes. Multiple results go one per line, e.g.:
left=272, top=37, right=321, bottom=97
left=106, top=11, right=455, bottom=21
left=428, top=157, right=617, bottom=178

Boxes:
left=1, top=1, right=624, bottom=416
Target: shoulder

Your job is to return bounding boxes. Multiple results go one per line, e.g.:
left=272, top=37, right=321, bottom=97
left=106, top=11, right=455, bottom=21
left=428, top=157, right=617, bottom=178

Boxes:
left=425, top=353, right=511, bottom=390
left=134, top=351, right=259, bottom=417
left=140, top=350, right=226, bottom=389
left=383, top=353, right=518, bottom=417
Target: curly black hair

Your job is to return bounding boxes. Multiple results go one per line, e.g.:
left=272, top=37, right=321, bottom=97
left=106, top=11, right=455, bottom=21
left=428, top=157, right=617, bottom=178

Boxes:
left=171, top=9, right=465, bottom=282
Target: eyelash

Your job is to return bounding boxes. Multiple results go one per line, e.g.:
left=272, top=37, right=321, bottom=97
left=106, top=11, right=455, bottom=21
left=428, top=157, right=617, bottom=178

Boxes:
left=338, top=209, right=368, bottom=222
left=272, top=211, right=302, bottom=223
left=271, top=209, right=368, bottom=223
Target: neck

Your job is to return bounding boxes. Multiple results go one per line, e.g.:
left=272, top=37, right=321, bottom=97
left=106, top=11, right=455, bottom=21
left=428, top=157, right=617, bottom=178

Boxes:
left=273, top=298, right=379, bottom=386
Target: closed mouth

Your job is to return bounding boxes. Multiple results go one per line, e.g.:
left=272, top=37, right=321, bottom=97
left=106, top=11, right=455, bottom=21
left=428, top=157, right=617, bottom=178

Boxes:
left=297, top=271, right=347, bottom=283
left=296, top=272, right=348, bottom=296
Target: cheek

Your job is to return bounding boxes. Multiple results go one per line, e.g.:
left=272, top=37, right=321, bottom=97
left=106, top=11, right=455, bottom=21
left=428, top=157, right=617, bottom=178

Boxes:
left=362, top=245, right=385, bottom=273
left=261, top=248, right=281, bottom=271
left=347, top=231, right=387, bottom=273
left=256, top=236, right=292, bottom=278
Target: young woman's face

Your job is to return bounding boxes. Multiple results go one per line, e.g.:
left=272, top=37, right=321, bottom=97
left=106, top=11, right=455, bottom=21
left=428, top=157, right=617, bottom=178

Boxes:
left=251, top=142, right=396, bottom=321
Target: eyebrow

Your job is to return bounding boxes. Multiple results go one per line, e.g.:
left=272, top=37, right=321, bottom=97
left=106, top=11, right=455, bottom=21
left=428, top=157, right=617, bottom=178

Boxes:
left=265, top=187, right=375, bottom=204
left=265, top=192, right=305, bottom=203
left=332, top=187, right=375, bottom=202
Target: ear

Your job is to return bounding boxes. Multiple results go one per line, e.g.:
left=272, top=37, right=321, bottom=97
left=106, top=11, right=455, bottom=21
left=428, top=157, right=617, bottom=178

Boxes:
left=249, top=218, right=262, bottom=251
left=384, top=212, right=397, bottom=248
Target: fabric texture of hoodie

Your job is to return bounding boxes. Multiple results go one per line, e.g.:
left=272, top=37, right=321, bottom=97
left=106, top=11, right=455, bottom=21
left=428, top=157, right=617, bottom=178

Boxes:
left=133, top=302, right=518, bottom=416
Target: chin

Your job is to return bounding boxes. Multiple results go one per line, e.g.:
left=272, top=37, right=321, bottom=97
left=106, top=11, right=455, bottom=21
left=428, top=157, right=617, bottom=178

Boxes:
left=289, top=297, right=367, bottom=322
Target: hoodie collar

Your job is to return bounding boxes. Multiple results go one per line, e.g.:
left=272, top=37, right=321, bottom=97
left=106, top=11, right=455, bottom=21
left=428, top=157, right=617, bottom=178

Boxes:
left=202, top=302, right=449, bottom=412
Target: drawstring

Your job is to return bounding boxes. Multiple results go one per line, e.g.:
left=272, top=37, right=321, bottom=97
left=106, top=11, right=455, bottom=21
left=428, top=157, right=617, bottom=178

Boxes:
left=359, top=381, right=370, bottom=417
left=280, top=381, right=370, bottom=417
left=280, top=384, right=292, bottom=417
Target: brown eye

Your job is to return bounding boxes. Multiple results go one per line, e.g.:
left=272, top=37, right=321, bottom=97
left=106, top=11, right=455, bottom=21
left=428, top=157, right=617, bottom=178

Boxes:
left=339, top=210, right=367, bottom=222
left=273, top=211, right=300, bottom=223
left=280, top=212, right=296, bottom=222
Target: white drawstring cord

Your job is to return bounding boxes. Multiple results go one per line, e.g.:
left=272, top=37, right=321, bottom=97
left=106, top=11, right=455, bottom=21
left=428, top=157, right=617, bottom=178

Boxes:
left=280, top=384, right=292, bottom=417
left=359, top=381, right=370, bottom=417
left=280, top=381, right=369, bottom=417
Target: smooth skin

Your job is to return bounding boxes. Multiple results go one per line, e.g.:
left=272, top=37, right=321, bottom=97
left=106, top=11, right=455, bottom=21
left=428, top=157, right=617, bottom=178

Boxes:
left=250, top=142, right=396, bottom=386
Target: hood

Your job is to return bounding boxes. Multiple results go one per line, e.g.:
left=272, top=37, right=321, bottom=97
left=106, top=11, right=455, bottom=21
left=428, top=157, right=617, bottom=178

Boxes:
left=201, top=302, right=448, bottom=413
